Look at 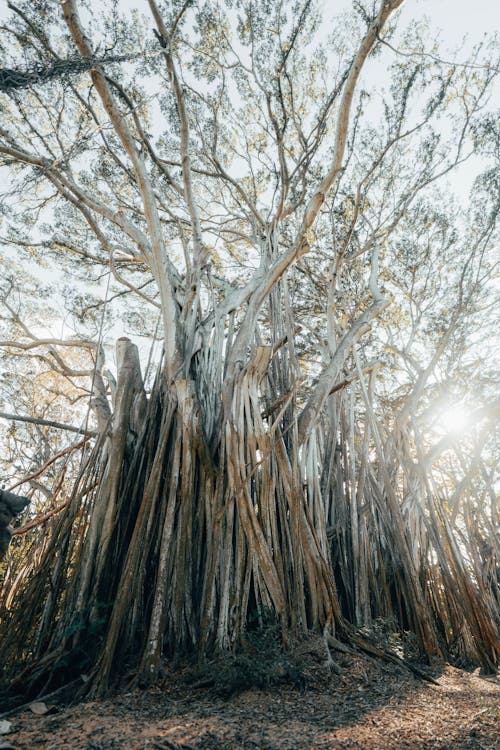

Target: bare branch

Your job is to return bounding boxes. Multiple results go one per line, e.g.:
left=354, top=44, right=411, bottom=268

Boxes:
left=0, top=411, right=97, bottom=436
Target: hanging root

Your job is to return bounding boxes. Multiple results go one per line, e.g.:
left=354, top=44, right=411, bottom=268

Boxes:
left=322, top=610, right=343, bottom=674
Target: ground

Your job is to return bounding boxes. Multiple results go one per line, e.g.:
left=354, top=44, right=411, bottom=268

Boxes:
left=1, top=643, right=499, bottom=750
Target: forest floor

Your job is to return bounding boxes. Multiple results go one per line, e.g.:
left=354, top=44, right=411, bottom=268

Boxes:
left=1, top=638, right=499, bottom=750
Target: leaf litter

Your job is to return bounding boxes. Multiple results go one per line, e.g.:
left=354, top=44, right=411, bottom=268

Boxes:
left=3, top=644, right=499, bottom=750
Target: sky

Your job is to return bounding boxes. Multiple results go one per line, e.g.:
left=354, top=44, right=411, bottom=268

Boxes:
left=0, top=0, right=498, bottom=359
left=321, top=0, right=499, bottom=50
left=1, top=0, right=499, bottom=48
left=1, top=0, right=497, bottom=260
left=401, top=0, right=499, bottom=49
left=0, top=0, right=498, bottom=439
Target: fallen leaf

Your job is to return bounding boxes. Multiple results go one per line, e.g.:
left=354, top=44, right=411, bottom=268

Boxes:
left=29, top=702, right=50, bottom=715
left=0, top=721, right=12, bottom=736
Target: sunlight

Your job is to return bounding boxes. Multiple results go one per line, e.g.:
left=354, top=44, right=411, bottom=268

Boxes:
left=436, top=404, right=470, bottom=435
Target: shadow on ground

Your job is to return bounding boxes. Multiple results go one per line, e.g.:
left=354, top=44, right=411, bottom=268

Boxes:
left=1, top=637, right=499, bottom=749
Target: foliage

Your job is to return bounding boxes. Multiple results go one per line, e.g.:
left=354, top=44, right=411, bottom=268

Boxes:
left=192, top=612, right=307, bottom=696
left=359, top=616, right=421, bottom=664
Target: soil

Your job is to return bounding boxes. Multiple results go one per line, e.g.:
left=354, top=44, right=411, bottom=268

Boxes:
left=1, top=642, right=498, bottom=750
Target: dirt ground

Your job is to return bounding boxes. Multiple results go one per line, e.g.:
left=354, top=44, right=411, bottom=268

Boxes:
left=1, top=646, right=499, bottom=750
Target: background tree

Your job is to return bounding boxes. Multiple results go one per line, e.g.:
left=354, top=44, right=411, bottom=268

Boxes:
left=0, top=0, right=498, bottom=697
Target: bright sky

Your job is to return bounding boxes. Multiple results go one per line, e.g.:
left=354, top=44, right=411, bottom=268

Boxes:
left=0, top=0, right=497, bottom=407
left=324, top=0, right=500, bottom=47
left=1, top=0, right=498, bottom=47
left=402, top=0, right=499, bottom=48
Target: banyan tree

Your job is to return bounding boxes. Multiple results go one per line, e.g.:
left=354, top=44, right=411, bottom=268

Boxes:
left=0, top=0, right=498, bottom=697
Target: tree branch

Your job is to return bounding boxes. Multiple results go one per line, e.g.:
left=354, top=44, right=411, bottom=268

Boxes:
left=0, top=411, right=97, bottom=436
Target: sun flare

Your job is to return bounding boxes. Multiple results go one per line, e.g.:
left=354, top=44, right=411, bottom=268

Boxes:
left=437, top=404, right=470, bottom=435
